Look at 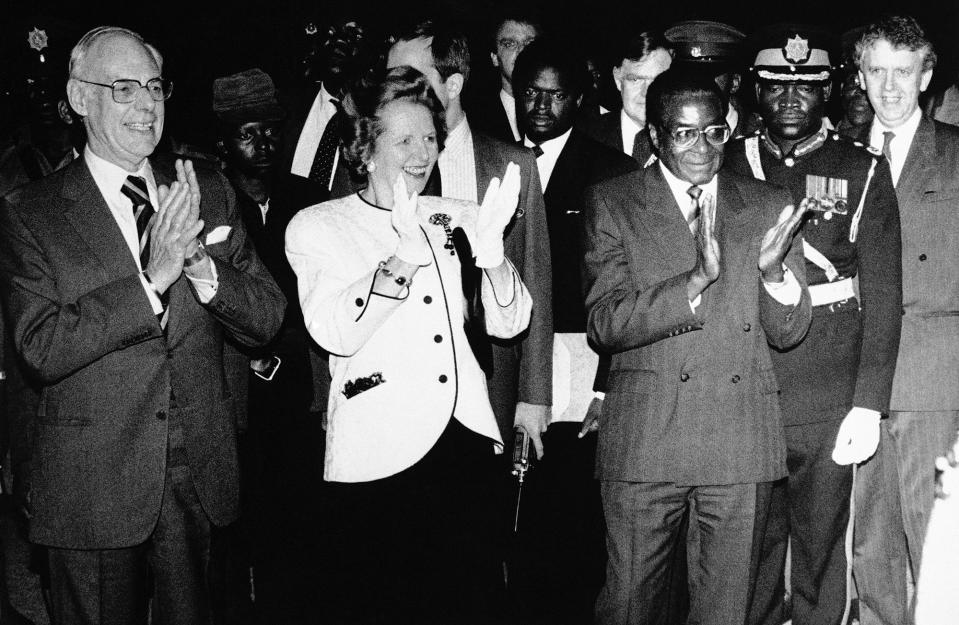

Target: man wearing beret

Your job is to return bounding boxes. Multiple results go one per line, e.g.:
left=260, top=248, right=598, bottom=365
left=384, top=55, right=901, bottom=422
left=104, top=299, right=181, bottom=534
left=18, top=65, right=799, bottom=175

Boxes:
left=724, top=23, right=902, bottom=625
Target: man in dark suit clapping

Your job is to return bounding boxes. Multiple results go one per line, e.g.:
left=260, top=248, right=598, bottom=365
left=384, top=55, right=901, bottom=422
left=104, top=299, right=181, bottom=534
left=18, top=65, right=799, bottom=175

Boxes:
left=0, top=27, right=285, bottom=624
left=583, top=69, right=812, bottom=625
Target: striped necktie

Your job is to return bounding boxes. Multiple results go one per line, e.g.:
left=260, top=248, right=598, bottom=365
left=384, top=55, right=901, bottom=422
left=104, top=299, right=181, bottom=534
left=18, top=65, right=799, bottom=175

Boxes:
left=686, top=185, right=702, bottom=235
left=120, top=175, right=155, bottom=268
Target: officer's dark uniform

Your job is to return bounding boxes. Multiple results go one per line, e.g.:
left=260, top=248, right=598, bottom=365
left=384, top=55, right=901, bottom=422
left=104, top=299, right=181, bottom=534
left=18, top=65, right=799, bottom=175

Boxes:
left=725, top=24, right=903, bottom=625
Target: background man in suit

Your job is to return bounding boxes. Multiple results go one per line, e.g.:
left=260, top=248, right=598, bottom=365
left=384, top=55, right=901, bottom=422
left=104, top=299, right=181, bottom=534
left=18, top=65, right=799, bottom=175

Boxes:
left=211, top=68, right=324, bottom=625
left=0, top=26, right=284, bottom=624
left=724, top=24, right=902, bottom=625
left=585, top=32, right=672, bottom=167
left=284, top=16, right=369, bottom=197
left=851, top=15, right=959, bottom=625
left=507, top=40, right=637, bottom=625
left=386, top=20, right=554, bottom=457
left=583, top=70, right=812, bottom=625
left=467, top=10, right=543, bottom=143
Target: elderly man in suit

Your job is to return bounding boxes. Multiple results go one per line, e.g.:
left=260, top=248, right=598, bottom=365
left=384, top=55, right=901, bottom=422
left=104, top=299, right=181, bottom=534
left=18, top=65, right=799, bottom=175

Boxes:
left=849, top=15, right=959, bottom=625
left=583, top=69, right=812, bottom=625
left=386, top=19, right=554, bottom=457
left=0, top=27, right=284, bottom=624
left=585, top=32, right=672, bottom=168
left=507, top=39, right=637, bottom=625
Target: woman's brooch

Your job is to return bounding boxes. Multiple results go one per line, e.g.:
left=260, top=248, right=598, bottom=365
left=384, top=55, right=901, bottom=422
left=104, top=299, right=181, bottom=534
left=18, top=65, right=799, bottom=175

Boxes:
left=429, top=213, right=455, bottom=255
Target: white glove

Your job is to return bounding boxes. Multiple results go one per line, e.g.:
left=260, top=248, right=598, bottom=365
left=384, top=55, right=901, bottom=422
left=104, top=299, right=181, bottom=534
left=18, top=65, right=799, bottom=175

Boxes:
left=391, top=175, right=432, bottom=266
left=474, top=162, right=521, bottom=268
left=832, top=406, right=881, bottom=465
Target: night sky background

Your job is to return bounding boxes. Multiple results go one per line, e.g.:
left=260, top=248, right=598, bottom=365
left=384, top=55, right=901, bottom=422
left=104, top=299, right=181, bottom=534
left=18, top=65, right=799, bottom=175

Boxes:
left=3, top=0, right=958, bottom=151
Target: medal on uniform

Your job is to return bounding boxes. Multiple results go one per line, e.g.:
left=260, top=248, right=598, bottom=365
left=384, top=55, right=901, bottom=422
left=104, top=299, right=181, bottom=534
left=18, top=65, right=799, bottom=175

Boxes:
left=805, top=175, right=849, bottom=220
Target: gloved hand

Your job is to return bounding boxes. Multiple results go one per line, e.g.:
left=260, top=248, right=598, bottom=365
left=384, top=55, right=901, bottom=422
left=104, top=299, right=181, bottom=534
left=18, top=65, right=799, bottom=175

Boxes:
left=474, top=162, right=521, bottom=268
left=832, top=406, right=881, bottom=465
left=391, top=175, right=432, bottom=266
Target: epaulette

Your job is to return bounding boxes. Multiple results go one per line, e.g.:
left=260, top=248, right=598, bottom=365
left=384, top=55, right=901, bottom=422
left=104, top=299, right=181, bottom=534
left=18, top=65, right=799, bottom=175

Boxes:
left=834, top=133, right=882, bottom=158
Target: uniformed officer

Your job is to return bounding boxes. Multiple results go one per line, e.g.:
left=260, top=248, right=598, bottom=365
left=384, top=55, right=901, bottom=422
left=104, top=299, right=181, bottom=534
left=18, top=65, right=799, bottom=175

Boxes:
left=724, top=24, right=903, bottom=625
left=665, top=20, right=759, bottom=138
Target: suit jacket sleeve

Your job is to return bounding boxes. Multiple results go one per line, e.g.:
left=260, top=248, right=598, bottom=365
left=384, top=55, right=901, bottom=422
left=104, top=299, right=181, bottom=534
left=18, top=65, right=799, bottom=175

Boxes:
left=852, top=158, right=902, bottom=411
left=757, top=189, right=812, bottom=350
left=198, top=171, right=286, bottom=348
left=0, top=197, right=163, bottom=384
left=512, top=152, right=553, bottom=407
left=583, top=182, right=703, bottom=353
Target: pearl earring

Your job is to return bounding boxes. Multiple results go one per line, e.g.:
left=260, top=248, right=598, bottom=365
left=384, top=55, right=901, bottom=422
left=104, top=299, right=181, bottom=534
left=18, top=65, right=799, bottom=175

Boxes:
left=366, top=161, right=376, bottom=173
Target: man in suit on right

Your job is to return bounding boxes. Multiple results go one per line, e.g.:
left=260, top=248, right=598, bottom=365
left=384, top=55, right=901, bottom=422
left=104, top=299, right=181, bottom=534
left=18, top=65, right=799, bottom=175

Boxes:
left=583, top=69, right=812, bottom=625
left=850, top=15, right=959, bottom=625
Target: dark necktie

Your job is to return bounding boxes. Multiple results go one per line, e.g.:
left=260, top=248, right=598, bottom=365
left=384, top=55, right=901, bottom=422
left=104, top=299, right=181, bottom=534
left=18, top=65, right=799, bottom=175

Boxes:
left=881, top=130, right=895, bottom=164
left=686, top=185, right=702, bottom=235
left=531, top=144, right=544, bottom=158
left=120, top=175, right=156, bottom=268
left=631, top=130, right=646, bottom=161
left=308, top=103, right=341, bottom=187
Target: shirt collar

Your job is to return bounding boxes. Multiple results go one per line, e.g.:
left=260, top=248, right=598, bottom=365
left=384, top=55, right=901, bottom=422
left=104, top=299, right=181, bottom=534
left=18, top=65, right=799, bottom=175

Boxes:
left=620, top=110, right=643, bottom=137
left=84, top=145, right=156, bottom=195
left=760, top=119, right=830, bottom=160
left=658, top=160, right=718, bottom=209
left=524, top=128, right=572, bottom=158
left=870, top=106, right=922, bottom=148
left=443, top=116, right=471, bottom=154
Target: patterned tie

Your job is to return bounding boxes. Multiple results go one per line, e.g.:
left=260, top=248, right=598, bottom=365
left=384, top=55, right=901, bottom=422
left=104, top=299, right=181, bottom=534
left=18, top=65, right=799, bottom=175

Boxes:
left=120, top=175, right=168, bottom=325
left=120, top=175, right=155, bottom=268
left=686, top=185, right=702, bottom=235
left=881, top=130, right=895, bottom=164
left=308, top=102, right=342, bottom=188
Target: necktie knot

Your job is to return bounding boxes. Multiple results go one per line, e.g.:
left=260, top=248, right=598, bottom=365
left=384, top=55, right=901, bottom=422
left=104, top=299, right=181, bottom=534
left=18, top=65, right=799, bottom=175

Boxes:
left=686, top=185, right=703, bottom=234
left=121, top=175, right=150, bottom=208
left=531, top=144, right=544, bottom=158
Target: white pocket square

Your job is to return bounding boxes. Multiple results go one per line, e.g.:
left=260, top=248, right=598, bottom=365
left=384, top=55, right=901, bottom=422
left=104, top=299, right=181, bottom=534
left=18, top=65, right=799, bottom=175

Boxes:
left=205, top=226, right=231, bottom=245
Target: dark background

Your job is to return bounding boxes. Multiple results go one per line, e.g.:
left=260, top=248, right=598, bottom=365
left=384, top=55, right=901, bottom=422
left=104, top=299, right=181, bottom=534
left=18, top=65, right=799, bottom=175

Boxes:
left=3, top=0, right=958, bottom=150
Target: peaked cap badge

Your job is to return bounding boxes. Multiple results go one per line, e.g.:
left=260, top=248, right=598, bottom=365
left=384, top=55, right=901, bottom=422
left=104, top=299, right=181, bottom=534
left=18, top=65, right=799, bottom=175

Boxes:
left=28, top=27, right=48, bottom=53
left=783, top=35, right=810, bottom=64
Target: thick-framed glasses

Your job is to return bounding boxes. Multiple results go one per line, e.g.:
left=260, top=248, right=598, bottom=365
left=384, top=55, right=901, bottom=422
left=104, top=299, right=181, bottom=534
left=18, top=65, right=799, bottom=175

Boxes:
left=669, top=124, right=731, bottom=149
left=76, top=78, right=173, bottom=103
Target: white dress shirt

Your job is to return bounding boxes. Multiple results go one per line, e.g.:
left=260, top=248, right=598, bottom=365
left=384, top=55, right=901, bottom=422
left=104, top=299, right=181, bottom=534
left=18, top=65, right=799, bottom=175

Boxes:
left=290, top=83, right=340, bottom=189
left=658, top=162, right=801, bottom=308
left=524, top=128, right=572, bottom=190
left=85, top=147, right=217, bottom=313
left=869, top=106, right=922, bottom=187
left=499, top=89, right=521, bottom=141
left=620, top=110, right=644, bottom=156
left=437, top=117, right=478, bottom=202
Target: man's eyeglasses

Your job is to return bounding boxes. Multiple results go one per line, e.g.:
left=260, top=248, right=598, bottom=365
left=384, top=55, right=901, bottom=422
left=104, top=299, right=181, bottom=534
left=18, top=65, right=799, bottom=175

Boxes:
left=75, top=78, right=173, bottom=104
left=668, top=124, right=731, bottom=149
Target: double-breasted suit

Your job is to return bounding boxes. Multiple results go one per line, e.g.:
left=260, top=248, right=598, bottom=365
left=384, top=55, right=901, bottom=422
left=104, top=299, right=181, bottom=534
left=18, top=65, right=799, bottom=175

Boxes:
left=583, top=164, right=811, bottom=625
left=0, top=156, right=285, bottom=550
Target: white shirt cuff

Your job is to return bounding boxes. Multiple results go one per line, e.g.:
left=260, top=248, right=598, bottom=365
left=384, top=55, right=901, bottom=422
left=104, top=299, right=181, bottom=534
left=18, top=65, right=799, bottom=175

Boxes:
left=763, top=266, right=801, bottom=306
left=689, top=294, right=702, bottom=312
left=186, top=258, right=219, bottom=303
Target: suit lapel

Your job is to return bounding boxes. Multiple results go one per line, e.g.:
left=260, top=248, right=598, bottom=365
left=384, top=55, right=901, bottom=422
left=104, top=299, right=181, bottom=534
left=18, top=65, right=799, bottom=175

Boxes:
left=897, top=116, right=937, bottom=201
left=641, top=165, right=698, bottom=267
left=61, top=159, right=141, bottom=283
left=472, top=131, right=497, bottom=200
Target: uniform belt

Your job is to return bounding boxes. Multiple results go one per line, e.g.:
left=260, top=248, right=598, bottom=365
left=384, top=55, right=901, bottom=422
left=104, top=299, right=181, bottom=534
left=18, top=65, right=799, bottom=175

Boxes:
left=809, top=277, right=856, bottom=307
